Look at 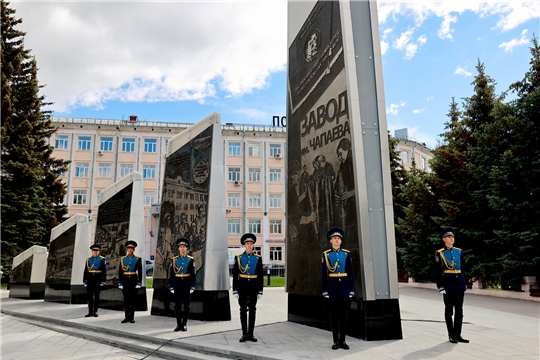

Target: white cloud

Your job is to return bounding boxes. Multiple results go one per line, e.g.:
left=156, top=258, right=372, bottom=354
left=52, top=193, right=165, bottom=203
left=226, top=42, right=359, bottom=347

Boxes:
left=417, top=35, right=427, bottom=46
left=393, top=29, right=426, bottom=59
left=393, top=29, right=415, bottom=50
left=499, top=29, right=529, bottom=52
left=438, top=14, right=457, bottom=39
left=455, top=66, right=472, bottom=77
left=412, top=108, right=425, bottom=114
left=381, top=40, right=389, bottom=55
left=11, top=2, right=287, bottom=113
left=387, top=101, right=406, bottom=115
left=427, top=96, right=434, bottom=101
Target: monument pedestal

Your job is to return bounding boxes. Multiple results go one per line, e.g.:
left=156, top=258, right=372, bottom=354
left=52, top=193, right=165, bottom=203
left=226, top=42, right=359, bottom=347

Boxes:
left=9, top=283, right=46, bottom=300
left=98, top=286, right=148, bottom=311
left=288, top=293, right=402, bottom=341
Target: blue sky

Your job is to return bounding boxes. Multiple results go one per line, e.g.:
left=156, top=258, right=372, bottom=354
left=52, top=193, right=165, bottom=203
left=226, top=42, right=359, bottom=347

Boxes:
left=11, top=1, right=539, bottom=148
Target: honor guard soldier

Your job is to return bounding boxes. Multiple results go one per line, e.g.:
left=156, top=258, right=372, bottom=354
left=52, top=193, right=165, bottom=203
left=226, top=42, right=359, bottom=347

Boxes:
left=83, top=244, right=106, bottom=317
left=118, top=240, right=142, bottom=324
left=435, top=227, right=469, bottom=344
left=170, top=237, right=195, bottom=332
left=232, top=233, right=263, bottom=343
left=322, top=227, right=355, bottom=350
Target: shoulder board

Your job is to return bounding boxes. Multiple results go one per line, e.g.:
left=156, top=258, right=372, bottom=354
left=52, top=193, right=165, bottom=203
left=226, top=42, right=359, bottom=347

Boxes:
left=323, top=249, right=331, bottom=254
left=188, top=255, right=194, bottom=259
left=254, top=253, right=261, bottom=257
left=100, top=256, right=105, bottom=258
left=173, top=256, right=179, bottom=259
left=87, top=256, right=92, bottom=260
left=341, top=249, right=350, bottom=253
left=437, top=248, right=445, bottom=253
left=120, top=256, right=126, bottom=260
left=135, top=256, right=141, bottom=258
left=235, top=253, right=241, bottom=257
left=453, top=247, right=462, bottom=251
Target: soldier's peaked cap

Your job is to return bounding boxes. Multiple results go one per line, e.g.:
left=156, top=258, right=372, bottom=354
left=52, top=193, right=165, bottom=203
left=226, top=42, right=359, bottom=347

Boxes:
left=241, top=233, right=256, bottom=245
left=125, top=240, right=138, bottom=248
left=176, top=237, right=190, bottom=248
left=327, top=227, right=344, bottom=240
left=440, top=226, right=455, bottom=239
left=90, top=244, right=102, bottom=250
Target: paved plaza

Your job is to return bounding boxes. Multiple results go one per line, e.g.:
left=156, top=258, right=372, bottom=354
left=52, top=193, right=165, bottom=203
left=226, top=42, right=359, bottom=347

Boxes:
left=1, top=285, right=539, bottom=359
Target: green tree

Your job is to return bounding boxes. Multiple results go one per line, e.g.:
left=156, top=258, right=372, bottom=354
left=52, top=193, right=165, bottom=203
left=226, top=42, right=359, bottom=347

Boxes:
left=1, top=2, right=69, bottom=279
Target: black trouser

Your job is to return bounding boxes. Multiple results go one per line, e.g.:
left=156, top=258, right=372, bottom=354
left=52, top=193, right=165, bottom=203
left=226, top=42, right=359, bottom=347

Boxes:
left=86, top=281, right=101, bottom=314
left=173, top=290, right=191, bottom=326
left=328, top=297, right=350, bottom=342
left=443, top=291, right=464, bottom=337
left=122, top=279, right=138, bottom=320
left=238, top=290, right=258, bottom=336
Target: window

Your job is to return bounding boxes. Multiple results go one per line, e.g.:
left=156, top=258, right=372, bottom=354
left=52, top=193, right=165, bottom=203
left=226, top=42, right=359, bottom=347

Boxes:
left=269, top=194, right=282, bottom=208
left=270, top=246, right=283, bottom=261
left=144, top=139, right=157, bottom=153
left=143, top=165, right=156, bottom=179
left=269, top=169, right=282, bottom=182
left=144, top=191, right=155, bottom=206
left=96, top=190, right=101, bottom=205
left=249, top=143, right=260, bottom=157
left=253, top=247, right=262, bottom=256
left=100, top=137, right=113, bottom=151
left=421, top=157, right=426, bottom=170
left=248, top=219, right=261, bottom=234
left=77, top=136, right=91, bottom=151
left=73, top=190, right=87, bottom=205
left=269, top=144, right=281, bottom=157
left=55, top=135, right=69, bottom=150
left=228, top=193, right=240, bottom=208
left=228, top=167, right=240, bottom=182
left=229, top=142, right=241, bottom=156
left=248, top=168, right=261, bottom=182
left=228, top=219, right=240, bottom=234
left=122, top=138, right=135, bottom=152
left=270, top=220, right=282, bottom=234
left=74, top=163, right=89, bottom=178
left=120, top=164, right=134, bottom=178
left=249, top=194, right=261, bottom=208
left=97, top=163, right=111, bottom=178
left=401, top=151, right=409, bottom=164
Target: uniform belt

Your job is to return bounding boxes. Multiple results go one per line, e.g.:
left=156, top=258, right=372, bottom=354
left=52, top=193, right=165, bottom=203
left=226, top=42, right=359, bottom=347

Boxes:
left=443, top=270, right=461, bottom=274
left=239, top=274, right=258, bottom=279
left=88, top=270, right=102, bottom=273
left=123, top=271, right=137, bottom=275
left=175, top=274, right=190, bottom=278
left=329, top=273, right=347, bottom=277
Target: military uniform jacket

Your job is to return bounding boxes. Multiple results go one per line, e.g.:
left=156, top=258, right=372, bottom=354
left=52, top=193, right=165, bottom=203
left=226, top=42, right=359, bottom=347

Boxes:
left=435, top=247, right=467, bottom=293
left=232, top=252, right=263, bottom=294
left=321, top=248, right=355, bottom=298
left=169, top=255, right=195, bottom=292
left=118, top=255, right=142, bottom=287
left=83, top=256, right=107, bottom=285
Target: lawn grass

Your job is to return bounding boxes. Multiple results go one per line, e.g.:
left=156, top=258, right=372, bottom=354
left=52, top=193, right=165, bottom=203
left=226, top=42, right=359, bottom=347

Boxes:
left=264, top=276, right=285, bottom=287
left=146, top=277, right=153, bottom=288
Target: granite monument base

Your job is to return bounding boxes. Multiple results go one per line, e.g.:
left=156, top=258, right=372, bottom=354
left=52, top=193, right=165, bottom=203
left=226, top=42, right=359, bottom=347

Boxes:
left=151, top=281, right=231, bottom=321
left=97, top=286, right=148, bottom=311
left=9, top=283, right=45, bottom=300
left=44, top=284, right=87, bottom=304
left=288, top=293, right=403, bottom=341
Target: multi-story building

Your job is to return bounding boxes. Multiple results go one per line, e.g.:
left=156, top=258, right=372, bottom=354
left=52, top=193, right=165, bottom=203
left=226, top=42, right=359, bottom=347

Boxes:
left=49, top=118, right=432, bottom=267
left=394, top=128, right=433, bottom=171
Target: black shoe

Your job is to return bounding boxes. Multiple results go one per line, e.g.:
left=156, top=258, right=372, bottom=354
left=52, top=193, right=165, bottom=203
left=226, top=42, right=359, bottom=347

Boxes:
left=455, top=336, right=469, bottom=343
left=174, top=325, right=182, bottom=332
left=332, top=342, right=340, bottom=350
left=181, top=326, right=187, bottom=332
left=93, top=313, right=98, bottom=317
left=121, top=318, right=130, bottom=323
left=85, top=313, right=93, bottom=318
left=130, top=319, right=135, bottom=323
left=340, top=341, right=350, bottom=350
left=246, top=335, right=257, bottom=342
left=239, top=335, right=248, bottom=343
left=449, top=337, right=458, bottom=343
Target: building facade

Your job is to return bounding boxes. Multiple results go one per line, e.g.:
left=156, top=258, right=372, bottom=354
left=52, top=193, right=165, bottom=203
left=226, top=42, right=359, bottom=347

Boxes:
left=50, top=117, right=431, bottom=267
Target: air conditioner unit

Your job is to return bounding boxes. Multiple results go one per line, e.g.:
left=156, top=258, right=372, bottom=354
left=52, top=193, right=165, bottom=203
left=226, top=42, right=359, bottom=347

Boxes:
left=274, top=153, right=281, bottom=158
left=98, top=150, right=104, bottom=155
left=226, top=208, right=231, bottom=213
left=234, top=180, right=240, bottom=186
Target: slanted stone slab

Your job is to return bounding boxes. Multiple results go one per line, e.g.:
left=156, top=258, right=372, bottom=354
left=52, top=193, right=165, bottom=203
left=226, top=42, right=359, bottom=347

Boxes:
left=10, top=245, right=48, bottom=299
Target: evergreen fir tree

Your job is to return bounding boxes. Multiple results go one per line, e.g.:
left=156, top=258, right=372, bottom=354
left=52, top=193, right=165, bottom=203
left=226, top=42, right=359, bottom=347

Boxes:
left=1, top=2, right=69, bottom=280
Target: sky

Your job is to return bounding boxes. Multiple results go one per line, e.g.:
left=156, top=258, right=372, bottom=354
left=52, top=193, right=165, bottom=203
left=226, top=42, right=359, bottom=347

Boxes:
left=9, top=0, right=540, bottom=149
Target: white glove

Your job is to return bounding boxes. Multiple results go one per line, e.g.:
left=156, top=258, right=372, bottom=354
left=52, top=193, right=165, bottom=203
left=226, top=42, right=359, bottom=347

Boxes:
left=83, top=283, right=87, bottom=287
left=170, top=289, right=174, bottom=294
left=190, top=289, right=195, bottom=294
left=135, top=284, right=141, bottom=289
left=100, top=282, right=105, bottom=287
left=324, top=294, right=329, bottom=298
left=233, top=292, right=239, bottom=299
left=257, top=294, right=262, bottom=300
left=440, top=289, right=446, bottom=295
left=118, top=285, right=123, bottom=289
left=349, top=294, right=353, bottom=298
